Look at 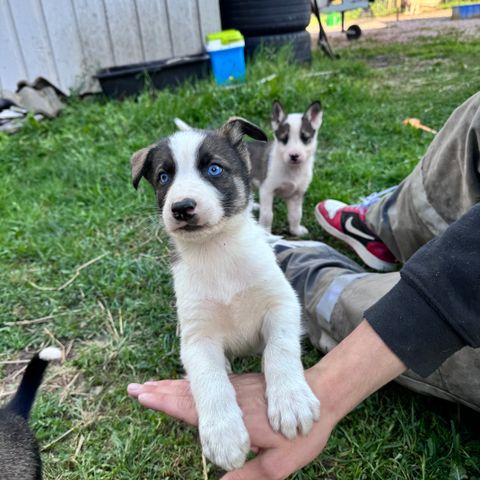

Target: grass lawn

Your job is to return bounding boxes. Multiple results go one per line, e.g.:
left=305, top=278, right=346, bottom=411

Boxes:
left=1, top=30, right=480, bottom=479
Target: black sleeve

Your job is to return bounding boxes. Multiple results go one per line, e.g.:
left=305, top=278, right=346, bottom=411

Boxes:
left=364, top=203, right=480, bottom=377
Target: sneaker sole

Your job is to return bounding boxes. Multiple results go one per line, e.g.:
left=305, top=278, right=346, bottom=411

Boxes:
left=315, top=207, right=397, bottom=272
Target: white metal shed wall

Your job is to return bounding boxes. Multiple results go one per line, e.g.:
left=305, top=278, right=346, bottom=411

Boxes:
left=0, top=0, right=221, bottom=95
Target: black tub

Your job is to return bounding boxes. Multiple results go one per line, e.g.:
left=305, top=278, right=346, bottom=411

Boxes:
left=96, top=54, right=210, bottom=99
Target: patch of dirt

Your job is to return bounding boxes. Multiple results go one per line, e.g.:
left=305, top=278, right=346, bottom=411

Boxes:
left=367, top=54, right=401, bottom=68
left=367, top=54, right=454, bottom=71
left=310, top=14, right=480, bottom=48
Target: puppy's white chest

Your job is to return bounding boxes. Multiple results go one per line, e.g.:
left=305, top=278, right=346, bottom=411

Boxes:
left=173, top=238, right=288, bottom=355
left=207, top=286, right=273, bottom=353
left=267, top=156, right=313, bottom=198
left=177, top=273, right=274, bottom=354
left=274, top=180, right=297, bottom=198
left=174, top=252, right=258, bottom=303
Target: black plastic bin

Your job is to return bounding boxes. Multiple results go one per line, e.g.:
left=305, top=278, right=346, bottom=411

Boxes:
left=96, top=54, right=210, bottom=99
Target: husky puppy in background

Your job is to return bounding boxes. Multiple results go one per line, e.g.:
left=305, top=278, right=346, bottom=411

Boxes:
left=175, top=100, right=323, bottom=237
left=0, top=347, right=61, bottom=480
left=130, top=117, right=320, bottom=471
left=249, top=100, right=323, bottom=237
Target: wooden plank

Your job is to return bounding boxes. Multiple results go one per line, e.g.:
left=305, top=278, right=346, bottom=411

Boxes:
left=41, top=0, right=85, bottom=93
left=0, top=0, right=28, bottom=92
left=135, top=0, right=173, bottom=61
left=72, top=0, right=114, bottom=67
left=72, top=0, right=115, bottom=92
left=166, top=0, right=202, bottom=57
left=197, top=0, right=221, bottom=39
left=103, top=0, right=145, bottom=65
left=8, top=0, right=60, bottom=87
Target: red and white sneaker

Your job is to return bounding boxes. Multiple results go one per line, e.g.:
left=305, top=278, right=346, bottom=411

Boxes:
left=314, top=199, right=397, bottom=272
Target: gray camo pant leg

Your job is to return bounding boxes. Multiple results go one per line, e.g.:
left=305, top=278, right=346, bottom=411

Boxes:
left=277, top=245, right=480, bottom=411
left=366, top=91, right=480, bottom=262
left=278, top=93, right=480, bottom=411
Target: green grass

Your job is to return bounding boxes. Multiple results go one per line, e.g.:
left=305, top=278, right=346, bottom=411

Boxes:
left=1, top=32, right=480, bottom=479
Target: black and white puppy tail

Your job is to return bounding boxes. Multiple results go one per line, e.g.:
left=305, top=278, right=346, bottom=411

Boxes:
left=6, top=347, right=61, bottom=419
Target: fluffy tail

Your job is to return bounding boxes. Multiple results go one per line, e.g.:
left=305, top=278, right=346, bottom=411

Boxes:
left=174, top=117, right=193, bottom=131
left=7, top=347, right=61, bottom=419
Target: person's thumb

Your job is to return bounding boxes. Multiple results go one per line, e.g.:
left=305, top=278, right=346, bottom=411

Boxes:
left=221, top=449, right=292, bottom=480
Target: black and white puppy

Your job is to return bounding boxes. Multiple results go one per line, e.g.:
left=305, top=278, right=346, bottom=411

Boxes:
left=248, top=101, right=323, bottom=237
left=0, top=347, right=61, bottom=479
left=130, top=118, right=320, bottom=471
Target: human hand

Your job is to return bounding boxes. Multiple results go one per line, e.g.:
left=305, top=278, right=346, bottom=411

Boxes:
left=128, top=321, right=406, bottom=478
left=128, top=371, right=336, bottom=480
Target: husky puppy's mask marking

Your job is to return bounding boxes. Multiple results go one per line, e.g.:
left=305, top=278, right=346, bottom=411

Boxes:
left=272, top=100, right=322, bottom=166
left=131, top=117, right=267, bottom=240
left=130, top=117, right=320, bottom=471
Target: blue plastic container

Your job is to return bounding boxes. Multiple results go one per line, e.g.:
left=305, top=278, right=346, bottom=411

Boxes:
left=206, top=30, right=246, bottom=85
left=452, top=3, right=480, bottom=18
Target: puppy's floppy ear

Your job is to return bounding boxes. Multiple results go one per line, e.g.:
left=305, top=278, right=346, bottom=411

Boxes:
left=304, top=101, right=323, bottom=130
left=130, top=145, right=154, bottom=189
left=272, top=100, right=287, bottom=130
left=220, top=117, right=268, bottom=146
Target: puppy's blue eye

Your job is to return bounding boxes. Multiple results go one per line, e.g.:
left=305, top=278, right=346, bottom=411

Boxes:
left=207, top=164, right=223, bottom=177
left=159, top=172, right=170, bottom=184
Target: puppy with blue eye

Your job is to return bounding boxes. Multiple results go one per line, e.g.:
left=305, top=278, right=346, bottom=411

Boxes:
left=248, top=100, right=323, bottom=237
left=130, top=117, right=320, bottom=472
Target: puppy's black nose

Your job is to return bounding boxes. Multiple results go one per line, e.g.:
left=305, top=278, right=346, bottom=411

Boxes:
left=171, top=198, right=197, bottom=221
left=290, top=154, right=300, bottom=162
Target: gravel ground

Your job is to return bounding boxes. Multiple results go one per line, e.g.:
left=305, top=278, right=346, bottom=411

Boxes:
left=310, top=12, right=480, bottom=47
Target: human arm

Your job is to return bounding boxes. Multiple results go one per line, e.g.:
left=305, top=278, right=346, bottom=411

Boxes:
left=365, top=203, right=480, bottom=377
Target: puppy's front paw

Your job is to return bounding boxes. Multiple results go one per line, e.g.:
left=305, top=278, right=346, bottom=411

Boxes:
left=290, top=225, right=309, bottom=237
left=267, top=379, right=320, bottom=439
left=199, top=409, right=250, bottom=471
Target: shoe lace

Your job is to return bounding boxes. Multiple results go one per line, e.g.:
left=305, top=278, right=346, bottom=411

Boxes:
left=357, top=185, right=397, bottom=208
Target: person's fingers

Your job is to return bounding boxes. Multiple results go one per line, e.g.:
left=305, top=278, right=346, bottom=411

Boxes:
left=128, top=379, right=190, bottom=396
left=220, top=455, right=268, bottom=480
left=127, top=383, right=142, bottom=398
left=137, top=391, right=198, bottom=425
left=221, top=449, right=294, bottom=480
left=127, top=379, right=198, bottom=424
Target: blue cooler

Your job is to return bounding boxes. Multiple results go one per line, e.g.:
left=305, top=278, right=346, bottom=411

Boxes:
left=452, top=3, right=480, bottom=19
left=206, top=30, right=246, bottom=85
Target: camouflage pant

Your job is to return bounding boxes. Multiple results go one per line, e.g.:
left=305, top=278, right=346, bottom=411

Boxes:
left=278, top=92, right=480, bottom=412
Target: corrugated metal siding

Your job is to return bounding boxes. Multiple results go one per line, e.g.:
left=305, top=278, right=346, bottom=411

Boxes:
left=0, top=0, right=221, bottom=95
